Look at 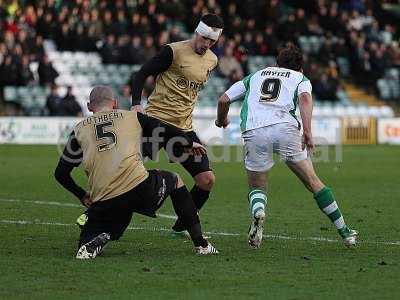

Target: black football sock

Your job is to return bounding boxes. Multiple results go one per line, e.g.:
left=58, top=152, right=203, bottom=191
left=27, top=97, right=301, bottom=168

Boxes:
left=172, top=186, right=211, bottom=232
left=187, top=223, right=208, bottom=247
left=170, top=186, right=207, bottom=247
left=190, top=185, right=210, bottom=210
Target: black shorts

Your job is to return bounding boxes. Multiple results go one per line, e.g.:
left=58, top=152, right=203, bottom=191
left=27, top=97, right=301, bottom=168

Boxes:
left=142, top=131, right=211, bottom=177
left=79, top=169, right=177, bottom=245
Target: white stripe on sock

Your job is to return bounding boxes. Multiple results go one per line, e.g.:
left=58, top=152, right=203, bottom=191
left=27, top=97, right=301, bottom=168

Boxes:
left=250, top=193, right=266, bottom=205
left=251, top=202, right=265, bottom=215
left=323, top=201, right=338, bottom=215
left=334, top=216, right=345, bottom=230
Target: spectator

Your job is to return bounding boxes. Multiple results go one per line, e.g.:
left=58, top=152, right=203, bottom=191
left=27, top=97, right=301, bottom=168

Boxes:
left=118, top=85, right=132, bottom=110
left=254, top=33, right=268, bottom=55
left=152, top=13, right=168, bottom=36
left=36, top=11, right=55, bottom=39
left=89, top=9, right=103, bottom=39
left=0, top=0, right=399, bottom=109
left=264, top=25, right=279, bottom=55
left=0, top=43, right=7, bottom=65
left=17, top=55, right=34, bottom=86
left=128, top=36, right=146, bottom=65
left=142, top=35, right=156, bottom=61
left=100, top=34, right=119, bottom=64
left=31, top=35, right=45, bottom=60
left=0, top=55, right=18, bottom=86
left=381, top=24, right=395, bottom=45
left=61, top=86, right=82, bottom=117
left=169, top=26, right=184, bottom=43
left=218, top=46, right=243, bottom=79
left=46, top=84, right=62, bottom=116
left=211, top=35, right=225, bottom=58
left=314, top=73, right=339, bottom=101
left=128, top=13, right=142, bottom=37
left=294, top=9, right=308, bottom=35
left=264, top=0, right=281, bottom=24
left=243, top=32, right=256, bottom=55
left=117, top=35, right=131, bottom=64
left=102, top=10, right=115, bottom=36
left=114, top=10, right=128, bottom=36
left=37, top=54, right=58, bottom=86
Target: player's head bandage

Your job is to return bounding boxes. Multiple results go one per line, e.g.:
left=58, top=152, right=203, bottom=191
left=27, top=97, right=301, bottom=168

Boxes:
left=195, top=21, right=222, bottom=41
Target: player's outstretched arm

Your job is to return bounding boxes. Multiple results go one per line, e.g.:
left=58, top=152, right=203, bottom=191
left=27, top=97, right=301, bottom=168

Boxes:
left=131, top=45, right=173, bottom=111
left=215, top=93, right=230, bottom=128
left=298, top=92, right=314, bottom=152
left=54, top=132, right=89, bottom=206
left=216, top=80, right=246, bottom=128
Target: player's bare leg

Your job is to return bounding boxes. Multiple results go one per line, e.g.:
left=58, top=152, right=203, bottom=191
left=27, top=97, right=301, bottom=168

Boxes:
left=247, top=170, right=267, bottom=248
left=286, top=158, right=358, bottom=247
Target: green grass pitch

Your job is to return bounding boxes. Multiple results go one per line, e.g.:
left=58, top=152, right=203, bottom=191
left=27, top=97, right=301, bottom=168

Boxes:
left=0, top=144, right=399, bottom=299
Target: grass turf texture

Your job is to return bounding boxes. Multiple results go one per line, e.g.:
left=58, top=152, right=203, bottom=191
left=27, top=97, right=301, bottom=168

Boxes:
left=0, top=144, right=399, bottom=299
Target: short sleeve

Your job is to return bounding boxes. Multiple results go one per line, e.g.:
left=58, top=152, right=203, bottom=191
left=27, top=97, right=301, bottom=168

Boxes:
left=297, top=79, right=312, bottom=95
left=225, top=81, right=246, bottom=102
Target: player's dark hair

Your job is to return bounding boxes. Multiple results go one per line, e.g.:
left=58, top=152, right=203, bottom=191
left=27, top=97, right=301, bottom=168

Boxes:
left=201, top=13, right=224, bottom=29
left=276, top=43, right=303, bottom=71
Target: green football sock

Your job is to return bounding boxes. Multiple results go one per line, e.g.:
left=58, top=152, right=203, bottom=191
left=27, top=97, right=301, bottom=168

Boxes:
left=248, top=189, right=267, bottom=217
left=314, top=187, right=350, bottom=237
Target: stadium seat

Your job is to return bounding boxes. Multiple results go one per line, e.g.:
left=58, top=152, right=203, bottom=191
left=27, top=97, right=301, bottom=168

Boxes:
left=118, top=65, right=131, bottom=74
left=344, top=106, right=358, bottom=116
left=309, top=36, right=322, bottom=54
left=377, top=79, right=391, bottom=99
left=4, top=87, right=18, bottom=102
left=333, top=105, right=345, bottom=116
left=337, top=57, right=350, bottom=77
left=105, top=64, right=119, bottom=74
left=380, top=105, right=395, bottom=117
left=298, top=36, right=312, bottom=54
left=265, top=56, right=276, bottom=67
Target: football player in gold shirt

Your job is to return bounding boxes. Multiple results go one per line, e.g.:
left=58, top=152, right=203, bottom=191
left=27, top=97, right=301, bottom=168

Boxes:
left=55, top=86, right=219, bottom=258
left=131, top=14, right=224, bottom=233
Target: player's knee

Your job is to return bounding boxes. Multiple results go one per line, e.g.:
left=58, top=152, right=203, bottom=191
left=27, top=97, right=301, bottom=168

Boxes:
left=307, top=174, right=324, bottom=193
left=248, top=177, right=265, bottom=190
left=195, top=171, right=215, bottom=191
left=174, top=172, right=184, bottom=189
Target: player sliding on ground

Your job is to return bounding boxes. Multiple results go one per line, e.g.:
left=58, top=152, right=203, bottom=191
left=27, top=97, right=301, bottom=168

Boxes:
left=130, top=14, right=224, bottom=235
left=216, top=44, right=358, bottom=249
left=55, top=86, right=218, bottom=259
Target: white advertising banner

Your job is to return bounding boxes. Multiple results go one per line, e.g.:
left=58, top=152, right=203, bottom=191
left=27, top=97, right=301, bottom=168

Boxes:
left=312, top=118, right=342, bottom=145
left=0, top=117, right=81, bottom=144
left=0, top=116, right=342, bottom=145
left=192, top=117, right=225, bottom=145
left=378, top=118, right=400, bottom=144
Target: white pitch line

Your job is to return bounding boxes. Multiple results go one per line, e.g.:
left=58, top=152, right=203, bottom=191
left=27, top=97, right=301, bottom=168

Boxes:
left=0, top=198, right=81, bottom=208
left=0, top=198, right=177, bottom=220
left=2, top=198, right=400, bottom=246
left=157, top=213, right=177, bottom=220
left=1, top=218, right=400, bottom=247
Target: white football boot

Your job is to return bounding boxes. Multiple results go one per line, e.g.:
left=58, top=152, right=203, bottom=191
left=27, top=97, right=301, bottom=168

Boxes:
left=248, top=209, right=265, bottom=248
left=342, top=229, right=358, bottom=247
left=195, top=242, right=219, bottom=255
left=76, top=233, right=111, bottom=259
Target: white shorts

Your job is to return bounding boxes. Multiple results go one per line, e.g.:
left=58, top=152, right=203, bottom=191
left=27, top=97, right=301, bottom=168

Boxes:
left=242, top=123, right=308, bottom=172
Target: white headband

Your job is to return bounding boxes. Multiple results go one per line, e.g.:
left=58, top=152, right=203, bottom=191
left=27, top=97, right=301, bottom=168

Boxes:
left=195, top=21, right=222, bottom=41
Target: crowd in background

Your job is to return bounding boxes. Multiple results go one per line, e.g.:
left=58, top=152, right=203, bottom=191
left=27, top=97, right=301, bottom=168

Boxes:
left=1, top=0, right=400, bottom=116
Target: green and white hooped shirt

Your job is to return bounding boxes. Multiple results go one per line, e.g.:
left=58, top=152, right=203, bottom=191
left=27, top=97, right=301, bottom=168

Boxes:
left=225, top=67, right=312, bottom=133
